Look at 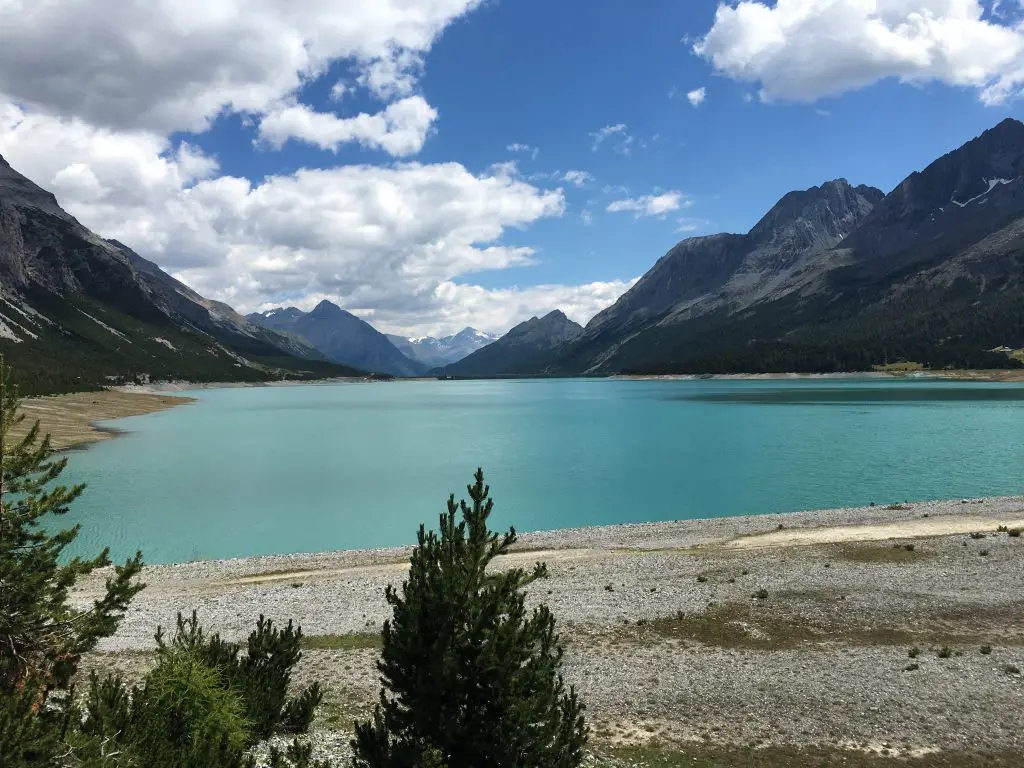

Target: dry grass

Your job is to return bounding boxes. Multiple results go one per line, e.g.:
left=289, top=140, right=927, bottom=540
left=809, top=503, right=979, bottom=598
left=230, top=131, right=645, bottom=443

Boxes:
left=599, top=592, right=1024, bottom=652
left=871, top=362, right=925, bottom=372
left=597, top=742, right=1023, bottom=767
left=831, top=543, right=932, bottom=564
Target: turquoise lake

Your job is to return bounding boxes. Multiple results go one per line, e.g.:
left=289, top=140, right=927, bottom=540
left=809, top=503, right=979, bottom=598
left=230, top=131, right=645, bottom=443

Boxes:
left=61, top=378, right=1024, bottom=564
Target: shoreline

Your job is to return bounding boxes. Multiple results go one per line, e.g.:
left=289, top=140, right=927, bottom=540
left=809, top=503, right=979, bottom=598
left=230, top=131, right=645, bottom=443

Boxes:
left=19, top=390, right=196, bottom=451
left=77, top=495, right=1024, bottom=764
left=120, top=368, right=1024, bottom=393
left=124, top=493, right=1024, bottom=572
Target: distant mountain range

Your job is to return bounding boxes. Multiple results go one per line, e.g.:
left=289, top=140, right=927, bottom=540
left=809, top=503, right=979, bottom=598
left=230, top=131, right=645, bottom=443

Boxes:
left=437, top=310, right=583, bottom=377
left=454, top=118, right=1024, bottom=377
left=248, top=302, right=427, bottom=377
left=5, top=117, right=1023, bottom=392
left=0, top=153, right=361, bottom=393
left=248, top=305, right=497, bottom=376
left=386, top=327, right=497, bottom=368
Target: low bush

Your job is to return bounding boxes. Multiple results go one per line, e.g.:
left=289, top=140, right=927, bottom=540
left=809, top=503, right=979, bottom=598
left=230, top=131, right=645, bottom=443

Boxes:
left=155, top=611, right=323, bottom=740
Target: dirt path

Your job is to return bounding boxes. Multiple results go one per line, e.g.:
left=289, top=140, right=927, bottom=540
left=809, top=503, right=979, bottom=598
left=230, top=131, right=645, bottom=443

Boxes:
left=724, top=513, right=1024, bottom=549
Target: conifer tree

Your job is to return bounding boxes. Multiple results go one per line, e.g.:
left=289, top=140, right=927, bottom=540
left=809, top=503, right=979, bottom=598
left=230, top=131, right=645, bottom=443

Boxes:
left=351, top=469, right=587, bottom=768
left=0, top=357, right=144, bottom=698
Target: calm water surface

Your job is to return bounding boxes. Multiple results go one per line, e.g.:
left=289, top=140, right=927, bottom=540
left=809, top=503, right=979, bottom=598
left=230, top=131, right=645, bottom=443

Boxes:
left=61, top=378, right=1024, bottom=564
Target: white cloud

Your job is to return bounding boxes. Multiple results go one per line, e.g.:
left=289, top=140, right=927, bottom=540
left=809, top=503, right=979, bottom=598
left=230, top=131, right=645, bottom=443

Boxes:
left=404, top=278, right=638, bottom=337
left=580, top=209, right=594, bottom=226
left=674, top=217, right=712, bottom=234
left=258, top=96, right=437, bottom=156
left=0, top=0, right=483, bottom=134
left=507, top=143, right=540, bottom=160
left=589, top=123, right=635, bottom=154
left=695, top=0, right=1024, bottom=104
left=0, top=103, right=603, bottom=335
left=687, top=86, right=707, bottom=106
left=607, top=191, right=689, bottom=218
left=0, top=2, right=637, bottom=337
left=562, top=170, right=594, bottom=187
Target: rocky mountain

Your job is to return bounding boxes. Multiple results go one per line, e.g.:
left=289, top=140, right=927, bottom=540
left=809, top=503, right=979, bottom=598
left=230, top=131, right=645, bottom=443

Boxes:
left=386, top=327, right=498, bottom=368
left=249, top=301, right=427, bottom=377
left=437, top=310, right=583, bottom=377
left=544, top=118, right=1024, bottom=375
left=0, top=153, right=360, bottom=393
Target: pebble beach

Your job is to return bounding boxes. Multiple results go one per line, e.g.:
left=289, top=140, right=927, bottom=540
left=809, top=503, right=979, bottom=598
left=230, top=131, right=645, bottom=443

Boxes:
left=76, top=496, right=1024, bottom=766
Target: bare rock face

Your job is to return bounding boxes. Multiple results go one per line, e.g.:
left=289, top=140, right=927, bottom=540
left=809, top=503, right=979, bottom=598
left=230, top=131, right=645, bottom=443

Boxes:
left=0, top=153, right=348, bottom=390
left=582, top=179, right=883, bottom=342
left=544, top=119, right=1024, bottom=374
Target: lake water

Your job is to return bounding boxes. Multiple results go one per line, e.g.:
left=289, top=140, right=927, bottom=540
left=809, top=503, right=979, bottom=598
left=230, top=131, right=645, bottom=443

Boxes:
left=61, top=378, right=1024, bottom=564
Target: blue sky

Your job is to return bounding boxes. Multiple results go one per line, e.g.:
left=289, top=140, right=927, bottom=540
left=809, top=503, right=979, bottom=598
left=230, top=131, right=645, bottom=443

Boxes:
left=2, top=0, right=1023, bottom=336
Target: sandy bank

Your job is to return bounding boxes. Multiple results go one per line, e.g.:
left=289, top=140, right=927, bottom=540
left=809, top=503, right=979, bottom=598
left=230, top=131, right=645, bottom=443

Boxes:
left=18, top=390, right=195, bottom=450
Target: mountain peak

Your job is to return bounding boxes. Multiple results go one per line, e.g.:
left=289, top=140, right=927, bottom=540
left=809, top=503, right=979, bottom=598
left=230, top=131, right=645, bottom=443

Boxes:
left=984, top=117, right=1024, bottom=141
left=507, top=309, right=583, bottom=341
left=864, top=117, right=1024, bottom=232
left=748, top=178, right=883, bottom=250
left=439, top=309, right=582, bottom=376
left=310, top=299, right=349, bottom=319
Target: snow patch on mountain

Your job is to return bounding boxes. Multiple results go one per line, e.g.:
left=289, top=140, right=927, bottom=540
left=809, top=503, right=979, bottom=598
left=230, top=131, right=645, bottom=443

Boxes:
left=951, top=178, right=1014, bottom=208
left=78, top=309, right=132, bottom=342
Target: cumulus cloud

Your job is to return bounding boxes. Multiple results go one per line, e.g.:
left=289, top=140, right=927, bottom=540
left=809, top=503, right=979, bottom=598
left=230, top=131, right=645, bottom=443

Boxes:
left=329, top=82, right=348, bottom=102
left=695, top=0, right=1024, bottom=104
left=687, top=87, right=707, bottom=106
left=258, top=96, right=437, bottom=155
left=589, top=123, right=635, bottom=154
left=0, top=1, right=638, bottom=336
left=0, top=0, right=482, bottom=134
left=607, top=191, right=689, bottom=218
left=0, top=104, right=625, bottom=335
left=507, top=143, right=540, bottom=160
left=562, top=170, right=594, bottom=187
left=396, top=278, right=639, bottom=337
left=580, top=209, right=594, bottom=226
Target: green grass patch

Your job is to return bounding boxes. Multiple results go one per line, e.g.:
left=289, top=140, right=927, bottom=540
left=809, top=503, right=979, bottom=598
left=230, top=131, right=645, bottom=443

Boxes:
left=300, top=633, right=382, bottom=651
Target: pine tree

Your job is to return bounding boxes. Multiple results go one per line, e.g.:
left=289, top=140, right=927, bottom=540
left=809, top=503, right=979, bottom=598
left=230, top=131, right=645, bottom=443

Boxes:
left=0, top=356, right=144, bottom=698
left=351, top=468, right=587, bottom=768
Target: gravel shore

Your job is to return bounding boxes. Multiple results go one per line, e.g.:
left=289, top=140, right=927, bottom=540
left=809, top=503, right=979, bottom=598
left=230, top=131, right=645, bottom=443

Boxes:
left=77, top=497, right=1024, bottom=766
